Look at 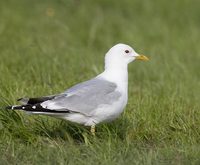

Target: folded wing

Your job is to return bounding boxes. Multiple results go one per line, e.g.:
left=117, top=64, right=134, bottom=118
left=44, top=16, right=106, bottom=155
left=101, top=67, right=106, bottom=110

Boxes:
left=40, top=78, right=121, bottom=115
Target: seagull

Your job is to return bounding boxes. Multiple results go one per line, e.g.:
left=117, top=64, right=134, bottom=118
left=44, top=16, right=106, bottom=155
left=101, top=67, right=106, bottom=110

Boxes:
left=6, top=43, right=149, bottom=135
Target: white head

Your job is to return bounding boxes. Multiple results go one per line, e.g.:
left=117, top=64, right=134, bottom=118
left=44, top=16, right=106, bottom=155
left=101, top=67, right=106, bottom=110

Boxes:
left=105, top=43, right=148, bottom=70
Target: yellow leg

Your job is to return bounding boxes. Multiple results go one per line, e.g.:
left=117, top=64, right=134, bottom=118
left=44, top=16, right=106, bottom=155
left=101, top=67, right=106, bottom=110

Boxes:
left=90, top=125, right=95, bottom=136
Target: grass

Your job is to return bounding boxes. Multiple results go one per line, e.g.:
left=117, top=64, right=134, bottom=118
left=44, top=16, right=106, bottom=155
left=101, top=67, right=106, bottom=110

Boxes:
left=0, top=0, right=200, bottom=164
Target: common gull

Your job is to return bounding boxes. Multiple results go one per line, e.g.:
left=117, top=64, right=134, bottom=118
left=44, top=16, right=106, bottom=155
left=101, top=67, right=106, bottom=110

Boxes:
left=6, top=43, right=149, bottom=135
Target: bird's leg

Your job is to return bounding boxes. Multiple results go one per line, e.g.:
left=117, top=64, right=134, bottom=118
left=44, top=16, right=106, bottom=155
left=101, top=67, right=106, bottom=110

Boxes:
left=90, top=125, right=95, bottom=136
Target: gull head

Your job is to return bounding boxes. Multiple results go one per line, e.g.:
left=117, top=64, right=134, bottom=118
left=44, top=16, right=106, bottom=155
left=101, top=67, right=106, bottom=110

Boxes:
left=105, top=43, right=149, bottom=69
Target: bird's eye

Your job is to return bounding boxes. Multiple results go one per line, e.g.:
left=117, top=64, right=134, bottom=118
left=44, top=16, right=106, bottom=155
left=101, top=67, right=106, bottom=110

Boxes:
left=125, top=50, right=129, bottom=53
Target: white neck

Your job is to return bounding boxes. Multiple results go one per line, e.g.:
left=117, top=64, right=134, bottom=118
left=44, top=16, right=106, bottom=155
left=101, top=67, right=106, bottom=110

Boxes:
left=97, top=63, right=128, bottom=93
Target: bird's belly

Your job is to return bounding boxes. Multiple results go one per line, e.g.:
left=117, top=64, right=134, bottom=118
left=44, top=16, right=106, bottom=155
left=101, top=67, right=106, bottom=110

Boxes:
left=90, top=94, right=128, bottom=124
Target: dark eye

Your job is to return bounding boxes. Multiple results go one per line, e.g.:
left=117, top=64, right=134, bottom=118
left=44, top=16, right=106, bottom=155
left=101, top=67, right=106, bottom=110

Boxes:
left=125, top=50, right=129, bottom=53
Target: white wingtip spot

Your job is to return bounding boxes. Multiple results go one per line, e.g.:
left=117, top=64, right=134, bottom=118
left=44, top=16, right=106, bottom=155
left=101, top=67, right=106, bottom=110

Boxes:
left=32, top=106, right=36, bottom=109
left=22, top=107, right=25, bottom=109
left=11, top=105, right=17, bottom=110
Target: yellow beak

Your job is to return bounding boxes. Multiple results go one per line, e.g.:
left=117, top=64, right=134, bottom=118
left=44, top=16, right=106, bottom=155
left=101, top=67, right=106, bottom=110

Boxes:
left=135, top=55, right=149, bottom=61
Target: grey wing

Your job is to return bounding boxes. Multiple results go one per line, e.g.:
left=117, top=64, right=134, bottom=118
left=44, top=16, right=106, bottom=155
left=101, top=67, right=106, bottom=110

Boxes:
left=41, top=78, right=121, bottom=115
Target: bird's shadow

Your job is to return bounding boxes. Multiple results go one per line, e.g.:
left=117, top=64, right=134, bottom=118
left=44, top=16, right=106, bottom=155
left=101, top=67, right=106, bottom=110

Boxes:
left=34, top=119, right=92, bottom=143
left=33, top=118, right=128, bottom=143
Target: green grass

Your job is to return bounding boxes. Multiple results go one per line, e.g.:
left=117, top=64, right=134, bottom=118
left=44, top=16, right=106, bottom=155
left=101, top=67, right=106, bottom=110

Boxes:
left=0, top=0, right=200, bottom=164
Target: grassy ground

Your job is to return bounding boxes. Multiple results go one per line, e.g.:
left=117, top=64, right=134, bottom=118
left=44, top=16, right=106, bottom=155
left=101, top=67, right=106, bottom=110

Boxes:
left=0, top=0, right=200, bottom=164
